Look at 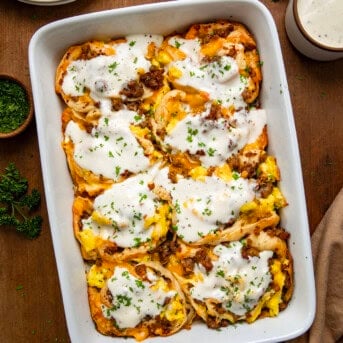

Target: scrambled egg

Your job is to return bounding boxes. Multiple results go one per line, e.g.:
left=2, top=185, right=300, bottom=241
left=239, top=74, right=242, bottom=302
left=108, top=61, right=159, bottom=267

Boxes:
left=150, top=277, right=169, bottom=292
left=258, top=156, right=280, bottom=182
left=214, top=163, right=233, bottom=182
left=87, top=264, right=110, bottom=288
left=267, top=260, right=285, bottom=317
left=144, top=204, right=170, bottom=240
left=247, top=259, right=285, bottom=323
left=168, top=65, right=183, bottom=80
left=162, top=295, right=185, bottom=322
left=240, top=186, right=287, bottom=215
left=150, top=277, right=186, bottom=323
left=78, top=228, right=98, bottom=252
left=91, top=211, right=112, bottom=226
left=189, top=166, right=207, bottom=181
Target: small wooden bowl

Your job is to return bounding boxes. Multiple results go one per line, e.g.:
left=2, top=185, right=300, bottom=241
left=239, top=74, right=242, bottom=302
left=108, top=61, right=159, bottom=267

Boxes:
left=0, top=74, right=34, bottom=139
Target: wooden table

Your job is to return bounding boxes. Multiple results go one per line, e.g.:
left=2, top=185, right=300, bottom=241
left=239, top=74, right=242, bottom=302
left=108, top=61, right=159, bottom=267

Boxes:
left=0, top=0, right=342, bottom=342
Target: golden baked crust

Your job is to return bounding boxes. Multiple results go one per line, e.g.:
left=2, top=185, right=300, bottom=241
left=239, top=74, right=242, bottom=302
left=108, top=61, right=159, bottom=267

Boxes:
left=61, top=106, right=163, bottom=197
left=56, top=40, right=117, bottom=117
left=163, top=231, right=293, bottom=328
left=72, top=185, right=172, bottom=262
left=159, top=20, right=262, bottom=104
left=56, top=38, right=170, bottom=121
left=87, top=260, right=194, bottom=341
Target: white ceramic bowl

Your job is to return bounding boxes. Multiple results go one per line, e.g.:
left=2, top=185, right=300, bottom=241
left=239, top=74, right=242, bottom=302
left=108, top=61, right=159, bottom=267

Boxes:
left=28, top=1, right=315, bottom=342
left=285, top=0, right=343, bottom=61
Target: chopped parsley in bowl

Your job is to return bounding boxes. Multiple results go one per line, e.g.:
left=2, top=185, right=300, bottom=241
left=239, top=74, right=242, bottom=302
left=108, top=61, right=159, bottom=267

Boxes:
left=0, top=74, right=33, bottom=138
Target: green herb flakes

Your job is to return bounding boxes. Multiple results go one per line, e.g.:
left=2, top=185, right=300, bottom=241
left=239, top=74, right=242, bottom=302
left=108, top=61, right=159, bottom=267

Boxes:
left=0, top=79, right=30, bottom=133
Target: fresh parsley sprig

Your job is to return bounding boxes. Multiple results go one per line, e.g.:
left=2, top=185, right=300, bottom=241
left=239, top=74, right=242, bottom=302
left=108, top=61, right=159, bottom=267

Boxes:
left=0, top=163, right=42, bottom=239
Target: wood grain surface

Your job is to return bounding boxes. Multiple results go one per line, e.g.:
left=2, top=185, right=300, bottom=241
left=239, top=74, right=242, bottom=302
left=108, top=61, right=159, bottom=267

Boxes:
left=0, top=0, right=342, bottom=342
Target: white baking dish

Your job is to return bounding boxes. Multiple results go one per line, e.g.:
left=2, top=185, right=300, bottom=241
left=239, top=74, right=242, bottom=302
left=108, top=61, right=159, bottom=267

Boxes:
left=28, top=1, right=315, bottom=342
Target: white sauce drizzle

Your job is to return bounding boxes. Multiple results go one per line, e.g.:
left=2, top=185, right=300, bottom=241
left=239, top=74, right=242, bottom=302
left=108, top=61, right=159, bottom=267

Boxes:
left=62, top=34, right=164, bottom=98
left=164, top=107, right=266, bottom=167
left=190, top=242, right=273, bottom=316
left=102, top=266, right=176, bottom=329
left=82, top=171, right=160, bottom=248
left=167, top=37, right=247, bottom=109
left=64, top=109, right=150, bottom=180
left=154, top=168, right=256, bottom=243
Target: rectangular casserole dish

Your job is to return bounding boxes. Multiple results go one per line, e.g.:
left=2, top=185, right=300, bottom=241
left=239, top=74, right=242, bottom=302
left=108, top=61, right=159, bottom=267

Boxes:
left=28, top=0, right=316, bottom=342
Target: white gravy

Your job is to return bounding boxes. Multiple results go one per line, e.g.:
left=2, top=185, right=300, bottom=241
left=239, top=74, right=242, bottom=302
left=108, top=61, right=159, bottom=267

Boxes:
left=297, top=0, right=343, bottom=48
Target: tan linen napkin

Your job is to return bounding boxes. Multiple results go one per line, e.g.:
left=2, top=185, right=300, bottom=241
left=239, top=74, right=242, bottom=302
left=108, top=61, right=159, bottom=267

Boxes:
left=288, top=187, right=343, bottom=343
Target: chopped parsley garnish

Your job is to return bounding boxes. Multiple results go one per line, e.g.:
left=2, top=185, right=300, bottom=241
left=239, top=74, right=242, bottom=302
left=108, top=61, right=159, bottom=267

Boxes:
left=207, top=147, right=216, bottom=157
left=186, top=127, right=199, bottom=143
left=232, top=171, right=240, bottom=180
left=171, top=225, right=178, bottom=232
left=216, top=269, right=225, bottom=278
left=138, top=193, right=147, bottom=203
left=134, top=114, right=142, bottom=122
left=174, top=40, right=182, bottom=48
left=108, top=62, right=119, bottom=73
left=202, top=208, right=212, bottom=216
left=174, top=200, right=181, bottom=214
left=133, top=237, right=142, bottom=247
left=133, top=212, right=142, bottom=220
left=116, top=294, right=132, bottom=307
left=122, top=270, right=130, bottom=279
left=135, top=279, right=145, bottom=289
